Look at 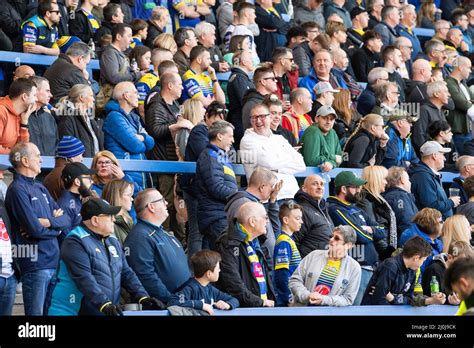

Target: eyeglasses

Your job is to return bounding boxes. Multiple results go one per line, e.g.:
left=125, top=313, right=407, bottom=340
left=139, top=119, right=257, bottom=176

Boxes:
left=147, top=197, right=166, bottom=207
left=251, top=113, right=270, bottom=120
left=98, top=214, right=115, bottom=221
left=97, top=160, right=112, bottom=166
left=284, top=57, right=294, bottom=62
left=49, top=10, right=61, bottom=14
left=330, top=234, right=344, bottom=242
left=401, top=45, right=413, bottom=50
left=261, top=76, right=277, bottom=82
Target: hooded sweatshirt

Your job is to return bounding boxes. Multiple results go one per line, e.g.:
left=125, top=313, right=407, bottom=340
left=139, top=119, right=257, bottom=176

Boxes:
left=0, top=96, right=29, bottom=154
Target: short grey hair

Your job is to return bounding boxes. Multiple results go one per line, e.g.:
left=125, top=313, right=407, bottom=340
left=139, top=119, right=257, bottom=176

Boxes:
left=427, top=80, right=447, bottom=98
left=208, top=120, right=234, bottom=141
left=66, top=42, right=92, bottom=58
left=374, top=81, right=397, bottom=102
left=456, top=155, right=474, bottom=172
left=194, top=22, right=215, bottom=38
left=400, top=4, right=415, bottom=16
left=249, top=167, right=277, bottom=187
left=386, top=166, right=407, bottom=188
left=334, top=225, right=357, bottom=245
left=368, top=67, right=389, bottom=84
left=9, top=142, right=32, bottom=169
left=435, top=20, right=451, bottom=32
left=452, top=56, right=471, bottom=68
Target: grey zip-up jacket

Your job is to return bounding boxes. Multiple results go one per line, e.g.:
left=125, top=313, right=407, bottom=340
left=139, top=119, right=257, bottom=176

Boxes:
left=289, top=250, right=361, bottom=306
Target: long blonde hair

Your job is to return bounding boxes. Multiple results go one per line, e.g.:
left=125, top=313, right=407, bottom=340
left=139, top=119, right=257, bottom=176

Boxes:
left=182, top=99, right=205, bottom=126
left=361, top=165, right=388, bottom=201
left=91, top=150, right=121, bottom=185
left=55, top=84, right=93, bottom=117
left=343, top=113, right=383, bottom=152
left=153, top=32, right=177, bottom=53
left=442, top=215, right=472, bottom=253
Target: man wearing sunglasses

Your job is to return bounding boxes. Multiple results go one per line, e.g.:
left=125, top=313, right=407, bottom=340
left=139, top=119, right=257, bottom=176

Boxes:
left=22, top=0, right=61, bottom=56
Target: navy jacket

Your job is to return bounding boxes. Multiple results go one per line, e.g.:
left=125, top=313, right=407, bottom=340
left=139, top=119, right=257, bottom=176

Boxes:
left=451, top=176, right=468, bottom=206
left=327, top=196, right=386, bottom=267
left=51, top=224, right=148, bottom=315
left=382, top=123, right=419, bottom=169
left=103, top=99, right=154, bottom=190
left=383, top=187, right=418, bottom=237
left=56, top=190, right=82, bottom=243
left=195, top=144, right=238, bottom=231
left=361, top=254, right=416, bottom=305
left=168, top=278, right=240, bottom=310
left=357, top=85, right=376, bottom=116
left=124, top=219, right=191, bottom=303
left=5, top=173, right=69, bottom=274
left=409, top=162, right=454, bottom=219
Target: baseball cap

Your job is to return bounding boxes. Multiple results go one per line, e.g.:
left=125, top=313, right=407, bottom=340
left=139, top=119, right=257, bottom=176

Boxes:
left=334, top=171, right=367, bottom=188
left=313, top=82, right=340, bottom=96
left=80, top=198, right=121, bottom=221
left=388, top=109, right=419, bottom=123
left=350, top=6, right=367, bottom=19
left=317, top=105, right=337, bottom=118
left=61, top=162, right=96, bottom=186
left=419, top=141, right=451, bottom=157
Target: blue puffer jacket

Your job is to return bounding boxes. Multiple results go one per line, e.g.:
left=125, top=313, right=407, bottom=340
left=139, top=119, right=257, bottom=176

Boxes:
left=195, top=144, right=238, bottom=231
left=103, top=99, right=155, bottom=189
left=399, top=223, right=443, bottom=274
left=382, top=123, right=419, bottom=169
left=48, top=224, right=148, bottom=316
left=409, top=162, right=454, bottom=219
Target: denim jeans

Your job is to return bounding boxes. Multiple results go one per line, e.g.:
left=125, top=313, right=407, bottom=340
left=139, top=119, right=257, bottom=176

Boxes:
left=22, top=269, right=56, bottom=316
left=184, top=191, right=202, bottom=258
left=453, top=133, right=472, bottom=155
left=0, top=275, right=17, bottom=315
left=353, top=268, right=374, bottom=306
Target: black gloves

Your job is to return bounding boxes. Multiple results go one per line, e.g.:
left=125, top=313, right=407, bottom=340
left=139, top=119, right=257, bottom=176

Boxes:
left=139, top=297, right=166, bottom=310
left=101, top=303, right=124, bottom=316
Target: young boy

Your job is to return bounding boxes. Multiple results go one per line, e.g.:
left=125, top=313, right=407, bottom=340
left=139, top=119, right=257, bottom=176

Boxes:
left=362, top=236, right=437, bottom=305
left=167, top=250, right=239, bottom=315
left=274, top=201, right=303, bottom=306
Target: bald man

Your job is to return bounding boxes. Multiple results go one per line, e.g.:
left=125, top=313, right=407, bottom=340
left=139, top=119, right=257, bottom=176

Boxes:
left=13, top=65, right=35, bottom=81
left=406, top=59, right=433, bottom=104
left=102, top=81, right=155, bottom=190
left=216, top=201, right=276, bottom=308
left=394, top=36, right=413, bottom=79
left=293, top=175, right=334, bottom=257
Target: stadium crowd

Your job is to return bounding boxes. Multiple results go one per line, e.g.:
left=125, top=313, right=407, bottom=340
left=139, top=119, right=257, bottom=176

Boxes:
left=0, top=0, right=474, bottom=317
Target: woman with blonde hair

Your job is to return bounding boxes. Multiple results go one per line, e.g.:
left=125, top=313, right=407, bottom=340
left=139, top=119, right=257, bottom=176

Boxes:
left=153, top=32, right=178, bottom=54
left=102, top=179, right=135, bottom=246
left=441, top=215, right=472, bottom=253
left=332, top=88, right=359, bottom=147
left=357, top=165, right=397, bottom=259
left=342, top=113, right=388, bottom=168
left=91, top=150, right=140, bottom=196
left=417, top=0, right=440, bottom=29
left=57, top=84, right=104, bottom=158
left=175, top=99, right=206, bottom=159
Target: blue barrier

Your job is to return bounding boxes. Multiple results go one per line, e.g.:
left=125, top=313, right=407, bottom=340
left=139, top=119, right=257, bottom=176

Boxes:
left=0, top=155, right=459, bottom=183
left=413, top=28, right=436, bottom=38
left=124, top=304, right=457, bottom=316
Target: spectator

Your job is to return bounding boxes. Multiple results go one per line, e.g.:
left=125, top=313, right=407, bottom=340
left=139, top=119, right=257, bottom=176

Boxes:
left=441, top=215, right=472, bottom=254
left=332, top=88, right=358, bottom=148
left=330, top=48, right=364, bottom=101
left=433, top=19, right=451, bottom=42
left=22, top=0, right=60, bottom=56
left=450, top=155, right=474, bottom=204
left=347, top=6, right=369, bottom=52
left=167, top=250, right=239, bottom=314
left=361, top=236, right=439, bottom=305
left=410, top=141, right=460, bottom=219
left=356, top=67, right=389, bottom=116
left=44, top=42, right=91, bottom=105
left=153, top=32, right=178, bottom=53
left=396, top=4, right=421, bottom=60
left=299, top=50, right=336, bottom=101
left=405, top=59, right=433, bottom=104
left=327, top=171, right=387, bottom=305
left=272, top=47, right=299, bottom=100
left=417, top=1, right=439, bottom=29
left=446, top=56, right=474, bottom=155
left=223, top=35, right=253, bottom=66
left=169, top=0, right=210, bottom=30
left=326, top=21, right=347, bottom=51
left=352, top=30, right=383, bottom=82
left=383, top=166, right=418, bottom=237
left=195, top=22, right=229, bottom=73
left=90, top=150, right=137, bottom=196
left=133, top=47, right=161, bottom=118
left=124, top=189, right=191, bottom=303
left=426, top=121, right=457, bottom=173
left=216, top=201, right=276, bottom=308
left=382, top=109, right=419, bottom=169
left=452, top=11, right=473, bottom=54
left=195, top=121, right=238, bottom=249
left=301, top=105, right=342, bottom=170
left=180, top=102, right=226, bottom=257
left=142, top=55, right=177, bottom=109
left=57, top=84, right=104, bottom=158
left=368, top=0, right=383, bottom=29
left=227, top=49, right=255, bottom=148
left=254, top=0, right=290, bottom=62
left=102, top=179, right=134, bottom=246
left=103, top=82, right=154, bottom=190
left=5, top=142, right=69, bottom=315
left=289, top=225, right=361, bottom=306
left=293, top=31, right=320, bottom=77
left=425, top=39, right=450, bottom=79
left=144, top=6, right=169, bottom=48
left=130, top=18, right=148, bottom=48
left=324, top=0, right=351, bottom=28
left=422, top=240, right=473, bottom=303
left=444, top=256, right=474, bottom=315
left=445, top=28, right=469, bottom=56
left=93, top=3, right=124, bottom=44
left=28, top=76, right=58, bottom=157
left=412, top=81, right=450, bottom=154
left=458, top=176, right=474, bottom=225
left=294, top=2, right=325, bottom=28
left=240, top=103, right=306, bottom=201
left=393, top=36, right=413, bottom=80
left=282, top=88, right=313, bottom=143
left=241, top=66, right=278, bottom=131
left=293, top=174, right=334, bottom=257
left=342, top=113, right=388, bottom=168
left=48, top=197, right=162, bottom=316
left=0, top=78, right=36, bottom=154
left=69, top=0, right=101, bottom=44
left=371, top=81, right=400, bottom=120
left=0, top=0, right=22, bottom=52
left=373, top=6, right=400, bottom=47
left=273, top=201, right=303, bottom=306
left=175, top=99, right=206, bottom=160
left=264, top=94, right=297, bottom=147
left=286, top=26, right=308, bottom=49
left=173, top=27, right=197, bottom=77
left=56, top=162, right=96, bottom=239
left=382, top=46, right=406, bottom=102
left=309, top=80, right=337, bottom=119
left=182, top=46, right=226, bottom=107
left=13, top=66, right=36, bottom=81
left=216, top=0, right=234, bottom=42
left=43, top=136, right=86, bottom=200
